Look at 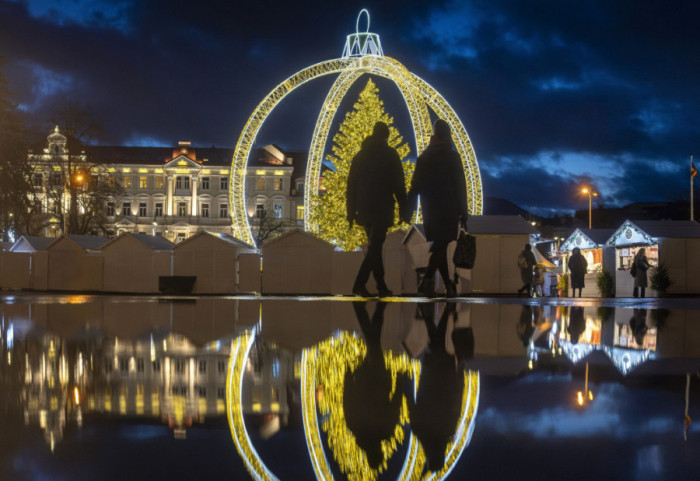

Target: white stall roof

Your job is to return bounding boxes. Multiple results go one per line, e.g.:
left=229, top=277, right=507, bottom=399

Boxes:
left=101, top=232, right=174, bottom=251
left=174, top=230, right=256, bottom=251
left=10, top=235, right=54, bottom=252
left=47, top=234, right=109, bottom=252
left=606, top=220, right=700, bottom=246
left=560, top=228, right=615, bottom=252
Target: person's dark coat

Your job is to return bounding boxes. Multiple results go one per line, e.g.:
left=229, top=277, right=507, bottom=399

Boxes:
left=346, top=134, right=405, bottom=229
left=406, top=139, right=467, bottom=242
left=634, top=255, right=650, bottom=288
left=519, top=249, right=537, bottom=284
left=568, top=251, right=588, bottom=289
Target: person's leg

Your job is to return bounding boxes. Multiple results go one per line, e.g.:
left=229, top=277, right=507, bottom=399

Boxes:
left=368, top=227, right=390, bottom=295
left=353, top=226, right=380, bottom=295
left=432, top=241, right=454, bottom=297
left=640, top=287, right=645, bottom=298
left=633, top=286, right=638, bottom=298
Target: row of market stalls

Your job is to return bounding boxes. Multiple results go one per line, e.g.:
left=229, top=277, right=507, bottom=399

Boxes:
left=0, top=215, right=539, bottom=296
left=558, top=220, right=700, bottom=296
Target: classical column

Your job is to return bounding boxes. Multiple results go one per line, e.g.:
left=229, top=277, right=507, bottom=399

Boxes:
left=166, top=174, right=174, bottom=216
left=191, top=175, right=198, bottom=217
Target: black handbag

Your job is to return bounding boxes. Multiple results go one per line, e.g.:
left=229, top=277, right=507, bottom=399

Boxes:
left=453, top=230, right=476, bottom=269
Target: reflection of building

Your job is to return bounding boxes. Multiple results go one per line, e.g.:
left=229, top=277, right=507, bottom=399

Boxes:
left=29, top=128, right=307, bottom=243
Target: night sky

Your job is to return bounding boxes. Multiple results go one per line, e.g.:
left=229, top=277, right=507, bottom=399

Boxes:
left=1, top=0, right=699, bottom=214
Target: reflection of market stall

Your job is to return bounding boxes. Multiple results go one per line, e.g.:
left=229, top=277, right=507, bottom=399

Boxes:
left=605, top=220, right=700, bottom=296
left=558, top=228, right=615, bottom=297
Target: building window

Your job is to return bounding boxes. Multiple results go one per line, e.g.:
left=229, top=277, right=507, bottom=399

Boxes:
left=152, top=359, right=161, bottom=372
left=139, top=176, right=148, bottom=189
left=138, top=202, right=147, bottom=217
left=178, top=202, right=187, bottom=216
left=256, top=177, right=265, bottom=190
left=50, top=173, right=62, bottom=187
left=273, top=203, right=283, bottom=219
left=271, top=386, right=279, bottom=403
left=201, top=203, right=209, bottom=218
left=198, top=387, right=207, bottom=398
left=296, top=205, right=304, bottom=220
left=272, top=358, right=280, bottom=378
left=32, top=173, right=43, bottom=186
left=218, top=361, right=226, bottom=374
left=198, top=360, right=207, bottom=373
left=296, top=182, right=304, bottom=196
left=155, top=176, right=164, bottom=189
left=176, top=232, right=187, bottom=243
left=217, top=387, right=225, bottom=399
left=154, top=202, right=163, bottom=217
left=274, top=178, right=283, bottom=191
left=175, top=360, right=185, bottom=374
left=107, top=202, right=115, bottom=216
left=255, top=204, right=265, bottom=218
left=176, top=176, right=190, bottom=189
left=220, top=177, right=228, bottom=190
left=108, top=175, right=116, bottom=188
left=137, top=358, right=145, bottom=373
left=201, top=177, right=209, bottom=190
left=123, top=176, right=132, bottom=188
left=121, top=202, right=131, bottom=216
left=120, top=358, right=129, bottom=373
left=219, top=203, right=228, bottom=218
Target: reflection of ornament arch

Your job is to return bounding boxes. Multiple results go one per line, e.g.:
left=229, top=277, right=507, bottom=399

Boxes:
left=230, top=40, right=482, bottom=246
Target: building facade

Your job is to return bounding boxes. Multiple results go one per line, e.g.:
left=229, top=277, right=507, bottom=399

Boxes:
left=29, top=128, right=307, bottom=244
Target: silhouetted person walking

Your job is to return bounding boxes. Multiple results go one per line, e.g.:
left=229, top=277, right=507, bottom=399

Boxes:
left=568, top=247, right=588, bottom=297
left=517, top=244, right=537, bottom=296
left=347, top=121, right=406, bottom=297
left=404, top=119, right=467, bottom=298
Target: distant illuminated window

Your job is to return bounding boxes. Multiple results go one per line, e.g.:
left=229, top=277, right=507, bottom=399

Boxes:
left=272, top=358, right=280, bottom=378
left=274, top=178, right=283, bottom=191
left=296, top=205, right=304, bottom=220
left=256, top=177, right=265, bottom=190
left=220, top=177, right=228, bottom=190
left=155, top=176, right=164, bottom=189
left=123, top=176, right=132, bottom=188
left=273, top=203, right=283, bottom=219
left=178, top=202, right=187, bottom=216
left=139, top=176, right=148, bottom=189
left=32, top=173, right=43, bottom=186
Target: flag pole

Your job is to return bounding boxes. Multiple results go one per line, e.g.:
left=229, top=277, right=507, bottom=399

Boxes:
left=692, top=155, right=695, bottom=221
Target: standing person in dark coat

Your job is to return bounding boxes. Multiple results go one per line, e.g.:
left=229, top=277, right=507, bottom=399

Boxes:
left=568, top=247, right=588, bottom=298
left=516, top=244, right=537, bottom=296
left=403, top=119, right=467, bottom=298
left=632, top=248, right=650, bottom=298
left=346, top=121, right=406, bottom=297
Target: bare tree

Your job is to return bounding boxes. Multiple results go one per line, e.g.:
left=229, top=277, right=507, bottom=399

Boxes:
left=251, top=208, right=291, bottom=247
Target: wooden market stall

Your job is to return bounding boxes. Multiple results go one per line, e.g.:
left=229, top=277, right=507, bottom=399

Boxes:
left=46, top=235, right=108, bottom=292
left=102, top=233, right=173, bottom=293
left=0, top=236, right=53, bottom=290
left=173, top=231, right=259, bottom=294
left=559, top=228, right=615, bottom=297
left=605, top=220, right=700, bottom=296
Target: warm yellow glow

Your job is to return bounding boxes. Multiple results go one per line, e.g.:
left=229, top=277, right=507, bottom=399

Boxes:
left=155, top=168, right=164, bottom=173
left=582, top=188, right=589, bottom=194
left=202, top=169, right=211, bottom=174
left=138, top=168, right=148, bottom=173
left=252, top=403, right=262, bottom=413
left=577, top=391, right=584, bottom=406
left=177, top=160, right=188, bottom=166
left=255, top=170, right=266, bottom=175
left=73, top=387, right=80, bottom=405
left=122, top=168, right=131, bottom=173
left=230, top=55, right=482, bottom=246
left=219, top=170, right=228, bottom=175
left=588, top=391, right=594, bottom=401
left=273, top=170, right=285, bottom=176
left=270, top=402, right=280, bottom=413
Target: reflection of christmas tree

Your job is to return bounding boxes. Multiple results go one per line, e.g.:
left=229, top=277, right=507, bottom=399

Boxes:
left=310, top=78, right=414, bottom=251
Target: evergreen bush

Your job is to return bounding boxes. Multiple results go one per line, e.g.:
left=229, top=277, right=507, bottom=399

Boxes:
left=596, top=269, right=615, bottom=298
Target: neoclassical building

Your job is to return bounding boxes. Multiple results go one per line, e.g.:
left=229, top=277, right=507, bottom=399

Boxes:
left=29, top=128, right=307, bottom=243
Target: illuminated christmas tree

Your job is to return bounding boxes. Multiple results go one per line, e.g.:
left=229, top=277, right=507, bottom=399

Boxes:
left=310, top=78, right=414, bottom=251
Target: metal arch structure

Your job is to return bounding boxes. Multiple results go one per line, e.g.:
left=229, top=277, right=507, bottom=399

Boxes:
left=229, top=32, right=482, bottom=247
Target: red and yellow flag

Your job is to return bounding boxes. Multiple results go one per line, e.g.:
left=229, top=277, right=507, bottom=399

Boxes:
left=692, top=160, right=698, bottom=178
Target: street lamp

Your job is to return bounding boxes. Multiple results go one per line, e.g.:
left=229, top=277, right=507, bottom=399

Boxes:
left=63, top=173, right=84, bottom=234
left=581, top=187, right=598, bottom=229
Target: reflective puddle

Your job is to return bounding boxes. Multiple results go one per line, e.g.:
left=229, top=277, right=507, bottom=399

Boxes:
left=1, top=295, right=699, bottom=480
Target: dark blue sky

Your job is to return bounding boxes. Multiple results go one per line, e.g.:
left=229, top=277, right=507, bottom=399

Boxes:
left=1, top=0, right=699, bottom=214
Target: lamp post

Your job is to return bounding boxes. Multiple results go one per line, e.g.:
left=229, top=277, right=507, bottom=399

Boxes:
left=63, top=173, right=84, bottom=234
left=581, top=187, right=598, bottom=229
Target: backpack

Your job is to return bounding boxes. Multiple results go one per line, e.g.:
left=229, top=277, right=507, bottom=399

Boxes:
left=517, top=253, right=528, bottom=269
left=630, top=258, right=637, bottom=277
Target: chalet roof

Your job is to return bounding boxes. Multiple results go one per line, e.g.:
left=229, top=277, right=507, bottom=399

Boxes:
left=579, top=228, right=616, bottom=245
left=10, top=235, right=54, bottom=252
left=627, top=220, right=700, bottom=239
left=52, top=234, right=109, bottom=251
left=174, top=230, right=256, bottom=251
left=466, top=215, right=540, bottom=235
left=101, top=232, right=174, bottom=251
left=261, top=228, right=333, bottom=250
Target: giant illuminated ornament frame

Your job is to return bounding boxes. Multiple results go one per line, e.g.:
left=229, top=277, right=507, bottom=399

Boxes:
left=229, top=9, right=483, bottom=246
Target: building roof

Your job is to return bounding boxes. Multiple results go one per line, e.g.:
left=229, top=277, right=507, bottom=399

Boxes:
left=466, top=215, right=540, bottom=235
left=628, top=220, right=700, bottom=239
left=83, top=145, right=235, bottom=167
left=10, top=235, right=54, bottom=252
left=174, top=230, right=256, bottom=251
left=101, top=232, right=174, bottom=251
left=579, top=228, right=616, bottom=245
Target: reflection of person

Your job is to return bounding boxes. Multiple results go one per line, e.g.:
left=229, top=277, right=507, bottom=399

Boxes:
left=533, top=264, right=545, bottom=297
left=410, top=303, right=465, bottom=473
left=346, top=122, right=406, bottom=297
left=403, top=119, right=467, bottom=298
left=568, top=306, right=585, bottom=344
left=632, top=248, right=650, bottom=298
left=516, top=304, right=535, bottom=346
left=344, top=302, right=404, bottom=469
left=516, top=244, right=537, bottom=297
left=629, top=308, right=648, bottom=346
left=568, top=247, right=588, bottom=298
